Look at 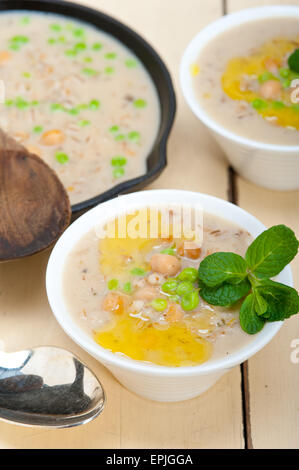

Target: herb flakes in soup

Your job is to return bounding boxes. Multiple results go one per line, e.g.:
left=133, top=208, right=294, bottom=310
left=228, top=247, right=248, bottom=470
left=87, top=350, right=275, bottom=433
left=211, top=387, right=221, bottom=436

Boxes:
left=0, top=12, right=160, bottom=204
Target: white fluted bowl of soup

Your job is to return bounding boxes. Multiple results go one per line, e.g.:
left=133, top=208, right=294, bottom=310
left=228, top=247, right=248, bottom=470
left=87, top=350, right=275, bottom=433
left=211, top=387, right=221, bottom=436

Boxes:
left=46, top=190, right=292, bottom=402
left=180, top=6, right=299, bottom=191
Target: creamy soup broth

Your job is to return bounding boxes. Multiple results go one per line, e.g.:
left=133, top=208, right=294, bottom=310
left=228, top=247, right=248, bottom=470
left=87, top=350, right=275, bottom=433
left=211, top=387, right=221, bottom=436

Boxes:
left=63, top=210, right=255, bottom=367
left=193, top=18, right=299, bottom=145
left=0, top=12, right=160, bottom=204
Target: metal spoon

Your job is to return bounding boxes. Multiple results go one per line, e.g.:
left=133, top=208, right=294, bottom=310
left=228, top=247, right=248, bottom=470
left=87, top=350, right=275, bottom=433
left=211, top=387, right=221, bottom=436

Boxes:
left=0, top=346, right=105, bottom=428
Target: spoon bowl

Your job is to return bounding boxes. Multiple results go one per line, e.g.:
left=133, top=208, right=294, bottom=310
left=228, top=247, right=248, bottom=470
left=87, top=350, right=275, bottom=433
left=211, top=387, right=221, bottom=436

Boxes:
left=0, top=346, right=105, bottom=428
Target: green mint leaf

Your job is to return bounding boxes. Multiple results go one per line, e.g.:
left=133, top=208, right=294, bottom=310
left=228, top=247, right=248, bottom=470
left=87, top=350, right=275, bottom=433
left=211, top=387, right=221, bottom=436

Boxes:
left=288, top=49, right=299, bottom=74
left=198, top=252, right=248, bottom=287
left=200, top=278, right=251, bottom=307
left=255, top=279, right=299, bottom=321
left=245, top=225, right=298, bottom=278
left=254, top=291, right=268, bottom=316
left=239, top=294, right=266, bottom=334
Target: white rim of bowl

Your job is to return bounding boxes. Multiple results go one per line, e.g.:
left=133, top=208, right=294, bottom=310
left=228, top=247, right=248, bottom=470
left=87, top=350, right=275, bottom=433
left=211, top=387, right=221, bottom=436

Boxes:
left=46, top=190, right=291, bottom=378
left=180, top=5, right=299, bottom=153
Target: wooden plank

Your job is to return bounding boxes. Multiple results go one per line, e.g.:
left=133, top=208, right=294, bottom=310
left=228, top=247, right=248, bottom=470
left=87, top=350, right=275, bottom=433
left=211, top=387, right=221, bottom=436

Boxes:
left=227, top=0, right=299, bottom=449
left=0, top=0, right=245, bottom=449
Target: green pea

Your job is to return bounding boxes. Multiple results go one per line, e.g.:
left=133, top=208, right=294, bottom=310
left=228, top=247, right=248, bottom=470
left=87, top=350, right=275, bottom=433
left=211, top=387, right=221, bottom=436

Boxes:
left=31, top=100, right=39, bottom=106
left=160, top=247, right=175, bottom=256
left=89, top=99, right=100, bottom=110
left=272, top=101, right=285, bottom=110
left=161, top=279, right=179, bottom=294
left=15, top=97, right=29, bottom=110
left=65, top=49, right=77, bottom=58
left=75, top=42, right=86, bottom=51
left=20, top=16, right=30, bottom=25
left=108, top=279, right=118, bottom=290
left=84, top=56, right=93, bottom=63
left=114, top=134, right=125, bottom=141
left=73, top=28, right=85, bottom=37
left=169, top=294, right=180, bottom=303
left=9, top=44, right=20, bottom=51
left=11, top=35, right=29, bottom=44
left=113, top=168, right=125, bottom=178
left=105, top=67, right=114, bottom=75
left=279, top=68, right=290, bottom=78
left=9, top=35, right=29, bottom=51
left=128, top=131, right=140, bottom=142
left=48, top=38, right=56, bottom=45
left=180, top=291, right=199, bottom=311
left=134, top=99, right=147, bottom=108
left=177, top=267, right=198, bottom=283
left=55, top=152, right=69, bottom=164
left=68, top=107, right=79, bottom=115
left=58, top=36, right=66, bottom=43
left=258, top=72, right=274, bottom=84
left=251, top=98, right=268, bottom=110
left=109, top=125, right=119, bottom=133
left=81, top=68, right=97, bottom=76
left=150, top=298, right=168, bottom=312
left=123, top=282, right=132, bottom=294
left=130, top=267, right=146, bottom=276
left=5, top=99, right=14, bottom=106
left=79, top=119, right=91, bottom=127
left=111, top=156, right=127, bottom=167
left=77, top=104, right=88, bottom=110
left=92, top=42, right=102, bottom=51
left=50, top=24, right=62, bottom=32
left=176, top=281, right=194, bottom=296
left=105, top=52, right=117, bottom=59
left=65, top=22, right=74, bottom=31
left=282, top=78, right=291, bottom=89
left=33, top=125, right=43, bottom=133
left=50, top=103, right=64, bottom=111
left=125, top=58, right=137, bottom=68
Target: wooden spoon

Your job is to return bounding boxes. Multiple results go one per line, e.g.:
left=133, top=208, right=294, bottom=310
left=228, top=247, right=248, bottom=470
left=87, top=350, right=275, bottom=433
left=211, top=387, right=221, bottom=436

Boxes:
left=0, top=129, right=71, bottom=261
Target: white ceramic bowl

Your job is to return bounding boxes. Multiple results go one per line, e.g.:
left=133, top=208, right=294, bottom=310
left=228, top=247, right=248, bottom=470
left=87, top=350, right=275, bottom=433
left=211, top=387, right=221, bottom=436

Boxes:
left=180, top=6, right=299, bottom=191
left=46, top=190, right=292, bottom=402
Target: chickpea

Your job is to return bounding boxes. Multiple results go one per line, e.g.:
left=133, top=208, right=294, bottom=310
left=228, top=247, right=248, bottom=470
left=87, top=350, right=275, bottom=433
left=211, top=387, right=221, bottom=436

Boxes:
left=40, top=129, right=65, bottom=146
left=147, top=272, right=165, bottom=285
left=150, top=253, right=181, bottom=277
left=259, top=80, right=281, bottom=100
left=0, top=51, right=12, bottom=65
left=134, top=286, right=159, bottom=301
left=264, top=58, right=278, bottom=74
left=101, top=292, right=124, bottom=315
left=165, top=303, right=184, bottom=323
left=177, top=241, right=201, bottom=260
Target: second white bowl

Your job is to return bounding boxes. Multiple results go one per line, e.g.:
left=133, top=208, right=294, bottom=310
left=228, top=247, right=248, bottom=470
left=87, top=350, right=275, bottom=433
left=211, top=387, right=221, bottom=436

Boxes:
left=180, top=6, right=299, bottom=191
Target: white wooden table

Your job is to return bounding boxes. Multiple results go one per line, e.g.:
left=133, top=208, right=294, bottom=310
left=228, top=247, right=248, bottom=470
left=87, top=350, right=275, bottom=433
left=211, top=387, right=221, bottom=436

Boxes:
left=0, top=0, right=298, bottom=449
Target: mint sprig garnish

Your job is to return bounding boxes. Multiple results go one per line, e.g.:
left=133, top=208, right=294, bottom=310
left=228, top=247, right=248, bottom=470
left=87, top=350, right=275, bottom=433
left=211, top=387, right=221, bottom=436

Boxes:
left=288, top=49, right=299, bottom=74
left=245, top=225, right=299, bottom=278
left=197, top=225, right=299, bottom=334
left=197, top=252, right=248, bottom=286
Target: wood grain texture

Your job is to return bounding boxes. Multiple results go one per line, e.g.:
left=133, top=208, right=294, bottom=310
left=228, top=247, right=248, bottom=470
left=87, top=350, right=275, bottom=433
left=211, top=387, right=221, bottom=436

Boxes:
left=0, top=0, right=246, bottom=449
left=0, top=130, right=71, bottom=261
left=227, top=0, right=299, bottom=449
